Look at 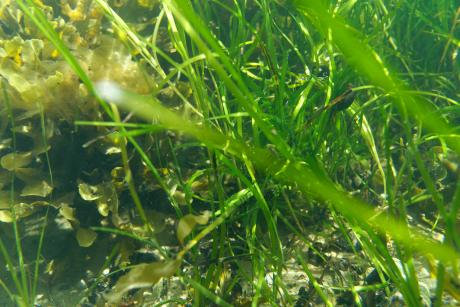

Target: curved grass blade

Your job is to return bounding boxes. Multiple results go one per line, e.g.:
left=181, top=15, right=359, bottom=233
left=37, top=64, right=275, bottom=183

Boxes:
left=292, top=0, right=460, bottom=155
left=96, top=82, right=460, bottom=265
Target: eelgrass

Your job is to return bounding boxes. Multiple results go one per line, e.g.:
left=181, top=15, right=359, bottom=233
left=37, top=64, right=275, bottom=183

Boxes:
left=5, top=0, right=459, bottom=305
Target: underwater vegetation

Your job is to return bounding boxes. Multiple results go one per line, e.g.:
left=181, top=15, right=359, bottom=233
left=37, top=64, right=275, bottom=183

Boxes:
left=0, top=0, right=459, bottom=306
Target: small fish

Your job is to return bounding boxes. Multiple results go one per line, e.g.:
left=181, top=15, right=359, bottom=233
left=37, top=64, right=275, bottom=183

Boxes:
left=330, top=83, right=356, bottom=113
left=300, top=84, right=356, bottom=131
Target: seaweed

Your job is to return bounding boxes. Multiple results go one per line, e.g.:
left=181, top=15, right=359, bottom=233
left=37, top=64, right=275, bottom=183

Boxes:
left=0, top=0, right=459, bottom=306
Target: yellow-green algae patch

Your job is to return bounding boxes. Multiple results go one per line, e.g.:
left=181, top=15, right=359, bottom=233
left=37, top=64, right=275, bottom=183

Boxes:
left=0, top=3, right=165, bottom=278
left=0, top=0, right=157, bottom=226
left=0, top=1, right=188, bottom=305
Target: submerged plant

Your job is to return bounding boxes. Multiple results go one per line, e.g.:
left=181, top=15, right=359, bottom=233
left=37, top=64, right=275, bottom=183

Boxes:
left=0, top=0, right=459, bottom=305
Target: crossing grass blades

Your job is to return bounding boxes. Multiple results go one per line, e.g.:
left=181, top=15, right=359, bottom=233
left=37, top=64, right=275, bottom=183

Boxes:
left=0, top=0, right=459, bottom=305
